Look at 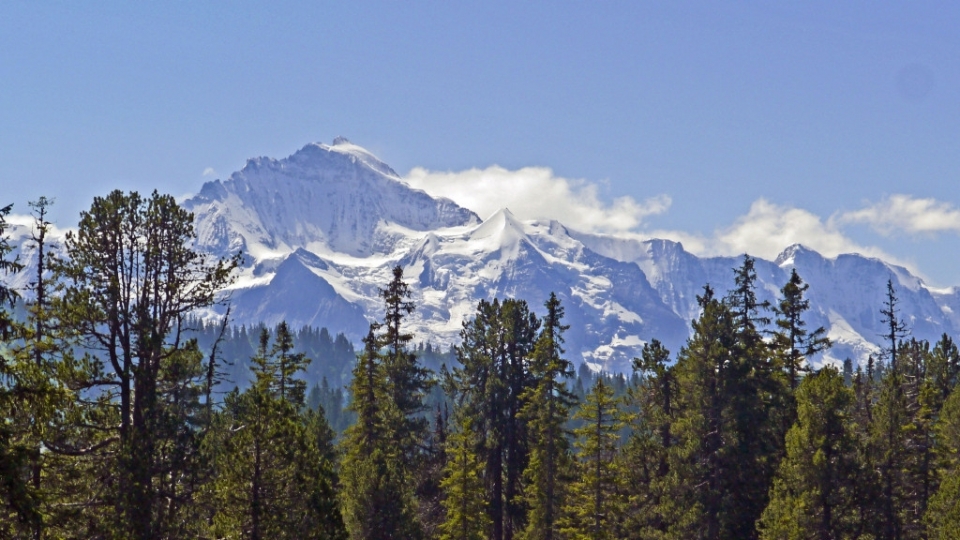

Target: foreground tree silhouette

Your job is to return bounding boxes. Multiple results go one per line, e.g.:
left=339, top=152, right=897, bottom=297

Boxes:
left=55, top=190, right=237, bottom=538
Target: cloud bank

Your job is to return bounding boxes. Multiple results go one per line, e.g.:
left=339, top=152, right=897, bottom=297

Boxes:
left=838, top=195, right=960, bottom=236
left=404, top=166, right=670, bottom=234
left=405, top=167, right=952, bottom=275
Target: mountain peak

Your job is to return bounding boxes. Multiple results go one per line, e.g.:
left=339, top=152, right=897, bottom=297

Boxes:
left=184, top=141, right=480, bottom=259
left=775, top=243, right=813, bottom=267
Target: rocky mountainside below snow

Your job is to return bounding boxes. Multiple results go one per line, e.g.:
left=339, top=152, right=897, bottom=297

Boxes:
left=5, top=139, right=959, bottom=373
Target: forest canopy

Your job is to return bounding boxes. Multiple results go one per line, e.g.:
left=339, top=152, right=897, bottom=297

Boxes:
left=2, top=192, right=960, bottom=539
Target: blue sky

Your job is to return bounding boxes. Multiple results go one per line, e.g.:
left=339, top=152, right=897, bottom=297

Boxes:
left=2, top=2, right=960, bottom=285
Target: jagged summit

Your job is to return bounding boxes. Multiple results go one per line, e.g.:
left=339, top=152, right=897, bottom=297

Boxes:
left=4, top=139, right=947, bottom=373
left=183, top=139, right=479, bottom=259
left=775, top=243, right=812, bottom=266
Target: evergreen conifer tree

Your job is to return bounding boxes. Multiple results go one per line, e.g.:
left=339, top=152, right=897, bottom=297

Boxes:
left=925, top=383, right=960, bottom=537
left=520, top=293, right=576, bottom=540
left=620, top=339, right=676, bottom=538
left=439, top=412, right=490, bottom=540
left=758, top=367, right=861, bottom=539
left=560, top=376, right=625, bottom=540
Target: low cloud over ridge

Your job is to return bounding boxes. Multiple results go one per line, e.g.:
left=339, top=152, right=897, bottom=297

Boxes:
left=405, top=167, right=958, bottom=278
left=404, top=166, right=670, bottom=234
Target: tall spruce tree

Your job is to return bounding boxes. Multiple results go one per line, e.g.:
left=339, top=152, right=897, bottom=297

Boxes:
left=758, top=367, right=861, bottom=539
left=621, top=339, right=676, bottom=538
left=438, top=412, right=490, bottom=540
left=520, top=293, right=576, bottom=540
left=0, top=202, right=39, bottom=536
left=668, top=285, right=736, bottom=540
left=925, top=382, right=960, bottom=537
left=339, top=326, right=418, bottom=540
left=773, top=268, right=830, bottom=392
left=205, top=328, right=345, bottom=539
left=451, top=298, right=540, bottom=540
left=560, top=376, right=625, bottom=540
left=724, top=255, right=787, bottom=539
left=339, top=266, right=430, bottom=540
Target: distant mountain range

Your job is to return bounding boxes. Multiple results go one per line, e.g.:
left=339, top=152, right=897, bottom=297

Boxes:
left=5, top=138, right=959, bottom=373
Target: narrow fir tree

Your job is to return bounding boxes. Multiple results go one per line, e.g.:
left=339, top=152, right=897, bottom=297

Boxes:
left=925, top=383, right=960, bottom=537
left=520, top=293, right=576, bottom=540
left=621, top=339, right=676, bottom=537
left=439, top=413, right=490, bottom=540
left=758, top=367, right=861, bottom=539
left=773, top=269, right=830, bottom=391
left=560, top=376, right=625, bottom=540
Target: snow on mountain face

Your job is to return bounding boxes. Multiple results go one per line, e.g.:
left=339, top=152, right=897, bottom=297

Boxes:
left=183, top=139, right=480, bottom=260
left=577, top=233, right=955, bottom=368
left=167, top=140, right=960, bottom=371
left=4, top=139, right=959, bottom=373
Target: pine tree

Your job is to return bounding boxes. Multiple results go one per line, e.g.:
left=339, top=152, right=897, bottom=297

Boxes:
left=667, top=285, right=735, bottom=540
left=339, top=330, right=419, bottom=540
left=870, top=360, right=912, bottom=539
left=520, top=293, right=576, bottom=540
left=560, top=376, right=625, bottom=540
left=205, top=327, right=344, bottom=539
left=724, top=256, right=787, bottom=539
left=379, top=265, right=433, bottom=465
left=772, top=268, right=830, bottom=392
left=0, top=202, right=39, bottom=536
left=758, top=367, right=861, bottom=539
left=439, top=412, right=490, bottom=540
left=620, top=339, right=676, bottom=538
left=925, top=383, right=960, bottom=537
left=451, top=298, right=540, bottom=540
left=52, top=190, right=238, bottom=537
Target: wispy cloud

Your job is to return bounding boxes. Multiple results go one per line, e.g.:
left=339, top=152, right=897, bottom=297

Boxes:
left=709, top=198, right=897, bottom=261
left=404, top=166, right=670, bottom=234
left=403, top=166, right=957, bottom=279
left=202, top=167, right=217, bottom=178
left=837, top=194, right=960, bottom=236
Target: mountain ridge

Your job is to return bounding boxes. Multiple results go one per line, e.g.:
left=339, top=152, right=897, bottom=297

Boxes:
left=3, top=140, right=958, bottom=373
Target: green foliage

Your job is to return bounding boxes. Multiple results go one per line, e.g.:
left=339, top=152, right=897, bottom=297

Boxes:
left=758, top=367, right=861, bottom=539
left=203, top=328, right=344, bottom=540
left=450, top=297, right=540, bottom=539
left=520, top=293, right=576, bottom=540
left=927, top=383, right=960, bottom=538
left=560, top=377, right=625, bottom=540
left=439, top=413, right=490, bottom=540
left=10, top=190, right=960, bottom=540
left=338, top=266, right=434, bottom=540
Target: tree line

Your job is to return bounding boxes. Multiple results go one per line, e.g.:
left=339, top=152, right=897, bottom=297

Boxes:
left=2, top=192, right=960, bottom=539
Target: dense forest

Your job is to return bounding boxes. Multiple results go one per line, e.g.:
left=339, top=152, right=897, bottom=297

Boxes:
left=2, top=191, right=960, bottom=540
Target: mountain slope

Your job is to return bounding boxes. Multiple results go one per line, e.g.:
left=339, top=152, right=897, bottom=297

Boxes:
left=183, top=138, right=480, bottom=260
left=3, top=139, right=957, bottom=373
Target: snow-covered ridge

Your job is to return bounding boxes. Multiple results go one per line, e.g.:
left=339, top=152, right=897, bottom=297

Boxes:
left=3, top=139, right=959, bottom=373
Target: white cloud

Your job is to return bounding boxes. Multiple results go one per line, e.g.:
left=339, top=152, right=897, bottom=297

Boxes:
left=202, top=167, right=217, bottom=177
left=403, top=166, right=670, bottom=234
left=709, top=198, right=896, bottom=261
left=403, top=166, right=957, bottom=279
left=837, top=194, right=960, bottom=236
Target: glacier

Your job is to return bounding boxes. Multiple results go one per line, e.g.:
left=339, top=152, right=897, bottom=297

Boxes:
left=4, top=138, right=959, bottom=374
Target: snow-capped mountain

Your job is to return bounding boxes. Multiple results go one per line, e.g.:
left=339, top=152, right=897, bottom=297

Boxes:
left=3, top=139, right=958, bottom=373
left=183, top=138, right=479, bottom=260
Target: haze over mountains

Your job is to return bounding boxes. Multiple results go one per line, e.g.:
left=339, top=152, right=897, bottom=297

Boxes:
left=5, top=138, right=959, bottom=373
